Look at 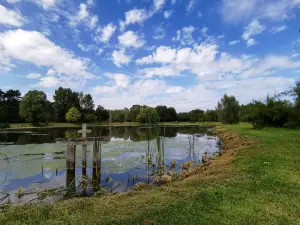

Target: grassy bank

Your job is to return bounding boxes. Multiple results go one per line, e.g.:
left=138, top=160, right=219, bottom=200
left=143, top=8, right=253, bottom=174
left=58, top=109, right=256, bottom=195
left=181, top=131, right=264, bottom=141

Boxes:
left=1, top=124, right=300, bottom=225
left=7, top=121, right=220, bottom=129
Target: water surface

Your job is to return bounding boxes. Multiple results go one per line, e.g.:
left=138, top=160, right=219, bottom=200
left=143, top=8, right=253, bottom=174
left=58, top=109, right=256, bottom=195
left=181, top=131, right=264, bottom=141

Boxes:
left=0, top=126, right=220, bottom=204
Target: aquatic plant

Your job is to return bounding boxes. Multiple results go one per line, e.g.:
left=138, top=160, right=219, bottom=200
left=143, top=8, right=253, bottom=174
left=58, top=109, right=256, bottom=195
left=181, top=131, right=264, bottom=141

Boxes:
left=17, top=187, right=23, bottom=198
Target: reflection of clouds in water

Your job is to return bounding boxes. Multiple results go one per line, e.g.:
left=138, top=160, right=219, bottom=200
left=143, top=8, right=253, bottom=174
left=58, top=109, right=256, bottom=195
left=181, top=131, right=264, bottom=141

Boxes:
left=43, top=168, right=52, bottom=179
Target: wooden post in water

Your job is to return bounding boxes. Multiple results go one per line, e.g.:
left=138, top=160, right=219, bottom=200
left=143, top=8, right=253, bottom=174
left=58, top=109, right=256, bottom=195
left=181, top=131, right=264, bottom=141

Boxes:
left=66, top=144, right=76, bottom=171
left=93, top=142, right=98, bottom=169
left=77, top=124, right=91, bottom=169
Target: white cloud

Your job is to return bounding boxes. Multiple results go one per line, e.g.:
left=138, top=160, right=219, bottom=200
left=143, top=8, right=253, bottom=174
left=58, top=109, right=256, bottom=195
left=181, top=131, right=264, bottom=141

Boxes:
left=118, top=31, right=144, bottom=48
left=112, top=48, right=131, bottom=67
left=119, top=9, right=148, bottom=32
left=90, top=85, right=116, bottom=96
left=104, top=73, right=130, bottom=88
left=38, top=0, right=56, bottom=9
left=153, top=26, right=165, bottom=40
left=153, top=0, right=165, bottom=11
left=221, top=0, right=300, bottom=23
left=99, top=23, right=117, bottom=42
left=172, top=26, right=195, bottom=45
left=242, top=20, right=265, bottom=46
left=69, top=3, right=98, bottom=30
left=25, top=73, right=42, bottom=79
left=240, top=55, right=300, bottom=78
left=229, top=40, right=240, bottom=46
left=164, top=10, right=172, bottom=19
left=136, top=46, right=177, bottom=65
left=186, top=0, right=195, bottom=14
left=0, top=5, right=25, bottom=27
left=139, top=66, right=179, bottom=78
left=39, top=76, right=60, bottom=88
left=6, top=0, right=21, bottom=3
left=77, top=44, right=94, bottom=52
left=270, top=25, right=288, bottom=34
left=291, top=53, right=300, bottom=58
left=0, top=29, right=93, bottom=80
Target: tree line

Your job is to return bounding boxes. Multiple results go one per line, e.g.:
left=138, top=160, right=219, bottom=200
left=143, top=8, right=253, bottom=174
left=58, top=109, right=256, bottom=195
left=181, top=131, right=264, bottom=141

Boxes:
left=0, top=81, right=299, bottom=128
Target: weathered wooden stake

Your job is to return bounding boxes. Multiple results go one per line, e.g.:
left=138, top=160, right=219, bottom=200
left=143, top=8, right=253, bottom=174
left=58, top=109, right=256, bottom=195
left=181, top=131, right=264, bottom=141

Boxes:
left=93, top=142, right=98, bottom=169
left=82, top=144, right=87, bottom=168
left=66, top=144, right=76, bottom=171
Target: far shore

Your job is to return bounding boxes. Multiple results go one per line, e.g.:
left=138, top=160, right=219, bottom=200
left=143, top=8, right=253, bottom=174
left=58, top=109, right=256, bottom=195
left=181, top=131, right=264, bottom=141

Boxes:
left=5, top=121, right=220, bottom=129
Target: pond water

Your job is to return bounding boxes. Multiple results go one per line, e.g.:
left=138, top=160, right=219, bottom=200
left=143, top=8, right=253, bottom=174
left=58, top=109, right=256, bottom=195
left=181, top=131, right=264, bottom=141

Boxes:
left=0, top=125, right=220, bottom=204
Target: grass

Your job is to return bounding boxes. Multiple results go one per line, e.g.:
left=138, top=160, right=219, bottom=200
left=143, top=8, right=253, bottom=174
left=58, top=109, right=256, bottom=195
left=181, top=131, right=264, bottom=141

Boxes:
left=1, top=123, right=300, bottom=225
left=7, top=121, right=220, bottom=129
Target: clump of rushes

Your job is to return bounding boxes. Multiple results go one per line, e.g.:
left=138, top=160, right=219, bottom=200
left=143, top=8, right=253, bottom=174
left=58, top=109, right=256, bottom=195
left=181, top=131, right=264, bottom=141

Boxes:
left=171, top=160, right=176, bottom=169
left=17, top=187, right=23, bottom=198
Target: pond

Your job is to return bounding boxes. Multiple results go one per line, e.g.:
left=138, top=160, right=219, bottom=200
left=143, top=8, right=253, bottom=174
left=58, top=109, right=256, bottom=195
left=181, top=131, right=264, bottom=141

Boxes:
left=0, top=125, right=220, bottom=205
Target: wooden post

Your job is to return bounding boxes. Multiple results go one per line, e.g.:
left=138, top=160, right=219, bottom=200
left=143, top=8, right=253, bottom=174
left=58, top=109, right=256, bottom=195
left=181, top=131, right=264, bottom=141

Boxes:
left=78, top=124, right=90, bottom=170
left=66, top=144, right=76, bottom=171
left=93, top=142, right=98, bottom=169
left=82, top=144, right=87, bottom=168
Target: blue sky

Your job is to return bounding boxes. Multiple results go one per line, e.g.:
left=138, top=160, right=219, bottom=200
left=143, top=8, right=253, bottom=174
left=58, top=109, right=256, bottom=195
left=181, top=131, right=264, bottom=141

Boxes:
left=0, top=0, right=300, bottom=112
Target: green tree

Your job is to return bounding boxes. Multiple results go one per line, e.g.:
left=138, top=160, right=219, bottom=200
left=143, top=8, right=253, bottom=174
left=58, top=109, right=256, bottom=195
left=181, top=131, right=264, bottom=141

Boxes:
left=217, top=94, right=240, bottom=124
left=129, top=105, right=143, bottom=122
left=19, top=90, right=50, bottom=125
left=156, top=105, right=169, bottom=122
left=53, top=87, right=80, bottom=122
left=79, top=92, right=95, bottom=113
left=95, top=105, right=109, bottom=122
left=65, top=107, right=81, bottom=122
left=136, top=107, right=159, bottom=124
left=0, top=89, right=21, bottom=123
left=83, top=113, right=97, bottom=122
left=168, top=107, right=177, bottom=121
left=205, top=110, right=218, bottom=122
left=189, top=109, right=205, bottom=122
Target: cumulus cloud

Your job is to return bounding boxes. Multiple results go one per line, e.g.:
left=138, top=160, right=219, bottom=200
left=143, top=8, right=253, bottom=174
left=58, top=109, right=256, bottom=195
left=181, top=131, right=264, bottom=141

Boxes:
left=136, top=42, right=300, bottom=82
left=186, top=0, right=195, bottom=14
left=0, top=29, right=93, bottom=80
left=153, top=0, right=165, bottom=11
left=172, top=26, right=195, bottom=45
left=69, top=3, right=98, bottom=30
left=0, top=4, right=25, bottom=27
left=229, top=40, right=240, bottom=46
left=270, top=25, right=288, bottom=34
left=164, top=10, right=172, bottom=19
left=112, top=48, right=131, bottom=67
left=242, top=20, right=265, bottom=47
left=39, top=76, right=60, bottom=88
left=221, top=0, right=300, bottom=23
left=98, top=23, right=117, bottom=42
left=153, top=26, right=165, bottom=40
left=119, top=8, right=148, bottom=32
left=25, top=73, right=42, bottom=79
left=118, top=31, right=144, bottom=48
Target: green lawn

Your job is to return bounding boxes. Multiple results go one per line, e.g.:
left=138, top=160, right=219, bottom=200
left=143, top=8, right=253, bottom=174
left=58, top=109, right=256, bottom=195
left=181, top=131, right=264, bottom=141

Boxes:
left=1, top=124, right=300, bottom=225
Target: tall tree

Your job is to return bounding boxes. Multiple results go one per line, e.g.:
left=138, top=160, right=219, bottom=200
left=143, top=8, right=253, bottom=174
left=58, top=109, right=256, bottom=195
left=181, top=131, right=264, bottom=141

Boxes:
left=168, top=107, right=177, bottom=121
left=217, top=94, right=240, bottom=124
left=79, top=92, right=95, bottom=113
left=136, top=107, right=159, bottom=124
left=95, top=105, right=109, bottom=122
left=156, top=105, right=169, bottom=122
left=129, top=105, right=143, bottom=122
left=53, top=87, right=80, bottom=122
left=0, top=89, right=21, bottom=122
left=19, top=90, right=50, bottom=125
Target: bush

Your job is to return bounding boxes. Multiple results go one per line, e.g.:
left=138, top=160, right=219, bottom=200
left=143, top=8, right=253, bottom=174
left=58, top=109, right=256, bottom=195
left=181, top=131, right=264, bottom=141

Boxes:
left=84, top=113, right=97, bottom=123
left=136, top=107, right=159, bottom=124
left=65, top=107, right=81, bottom=122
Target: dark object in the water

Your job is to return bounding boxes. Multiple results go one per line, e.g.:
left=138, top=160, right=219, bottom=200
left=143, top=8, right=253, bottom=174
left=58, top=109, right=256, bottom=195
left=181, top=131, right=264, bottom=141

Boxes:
left=24, top=153, right=45, bottom=156
left=53, top=156, right=66, bottom=160
left=53, top=151, right=64, bottom=155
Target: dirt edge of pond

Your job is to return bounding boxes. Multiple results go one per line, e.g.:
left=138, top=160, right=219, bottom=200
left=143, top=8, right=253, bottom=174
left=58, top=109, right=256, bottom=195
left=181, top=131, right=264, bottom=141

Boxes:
left=0, top=125, right=255, bottom=224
